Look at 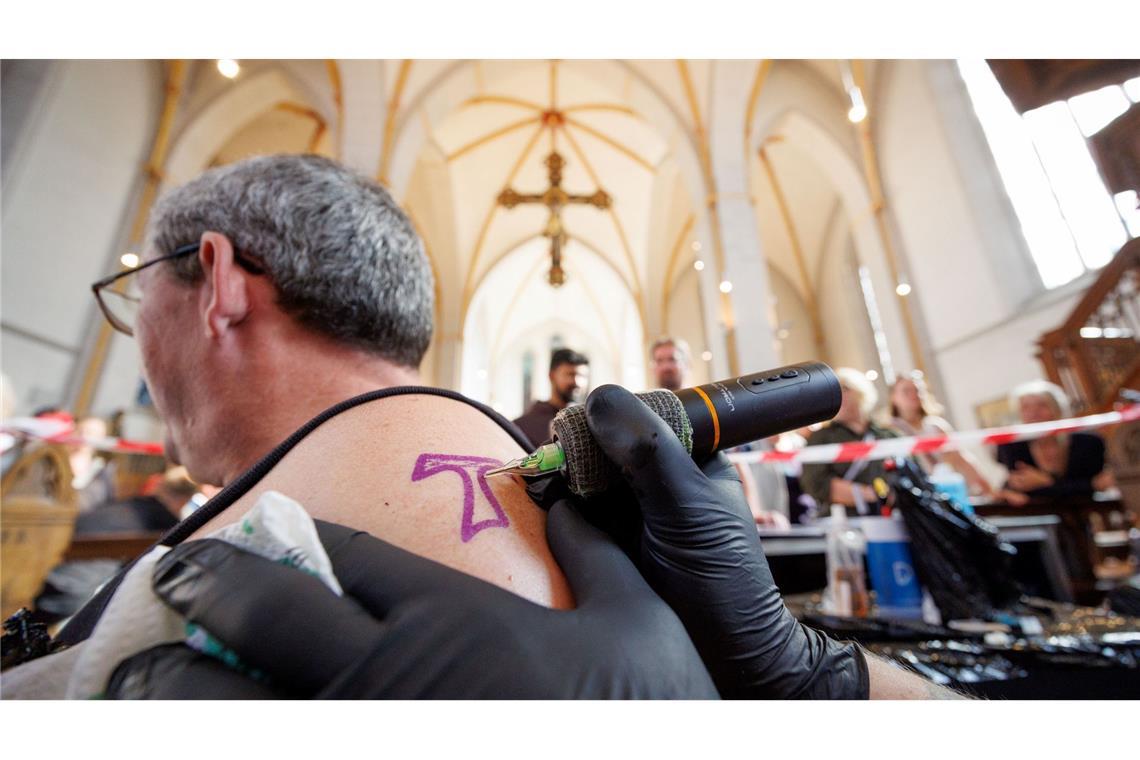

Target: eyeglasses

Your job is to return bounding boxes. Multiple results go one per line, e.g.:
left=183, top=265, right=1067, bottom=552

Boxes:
left=91, top=243, right=265, bottom=337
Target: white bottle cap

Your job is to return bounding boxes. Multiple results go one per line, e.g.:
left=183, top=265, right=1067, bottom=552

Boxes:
left=830, top=505, right=846, bottom=521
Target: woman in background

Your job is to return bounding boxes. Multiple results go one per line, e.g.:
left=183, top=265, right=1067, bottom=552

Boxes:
left=995, top=380, right=1110, bottom=506
left=888, top=373, right=995, bottom=498
left=801, top=368, right=898, bottom=516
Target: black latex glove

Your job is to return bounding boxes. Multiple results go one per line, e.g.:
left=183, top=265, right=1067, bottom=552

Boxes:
left=105, top=501, right=718, bottom=699
left=534, top=384, right=869, bottom=700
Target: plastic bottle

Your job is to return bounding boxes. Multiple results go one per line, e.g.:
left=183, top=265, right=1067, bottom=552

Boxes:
left=824, top=506, right=869, bottom=617
left=929, top=462, right=972, bottom=515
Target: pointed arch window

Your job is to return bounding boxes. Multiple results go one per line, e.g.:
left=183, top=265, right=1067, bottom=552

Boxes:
left=957, top=59, right=1139, bottom=289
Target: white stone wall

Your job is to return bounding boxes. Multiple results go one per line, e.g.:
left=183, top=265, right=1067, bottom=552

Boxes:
left=1, top=60, right=159, bottom=416
left=875, top=60, right=1077, bottom=428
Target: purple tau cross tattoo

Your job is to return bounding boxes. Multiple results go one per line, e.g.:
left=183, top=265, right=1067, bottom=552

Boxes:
left=412, top=454, right=510, bottom=542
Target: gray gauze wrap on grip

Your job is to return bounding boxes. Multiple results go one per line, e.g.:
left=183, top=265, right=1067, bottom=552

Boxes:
left=552, top=389, right=694, bottom=496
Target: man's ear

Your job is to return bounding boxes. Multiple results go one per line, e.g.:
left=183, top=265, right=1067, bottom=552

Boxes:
left=198, top=231, right=251, bottom=338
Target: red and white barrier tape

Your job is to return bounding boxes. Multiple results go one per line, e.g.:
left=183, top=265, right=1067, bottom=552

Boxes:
left=726, top=404, right=1140, bottom=466
left=4, top=403, right=1139, bottom=464
left=0, top=418, right=165, bottom=456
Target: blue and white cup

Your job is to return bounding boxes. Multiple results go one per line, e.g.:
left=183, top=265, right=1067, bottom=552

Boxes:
left=862, top=516, right=924, bottom=620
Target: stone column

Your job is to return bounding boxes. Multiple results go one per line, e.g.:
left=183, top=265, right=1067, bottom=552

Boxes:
left=707, top=60, right=780, bottom=374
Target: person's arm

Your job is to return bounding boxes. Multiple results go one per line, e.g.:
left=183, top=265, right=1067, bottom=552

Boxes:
left=733, top=461, right=791, bottom=528
left=941, top=449, right=995, bottom=497
left=1092, top=469, right=1115, bottom=491
left=995, top=488, right=1030, bottom=506
left=828, top=478, right=876, bottom=507
left=866, top=653, right=970, bottom=699
left=1020, top=434, right=1107, bottom=499
left=995, top=442, right=1035, bottom=501
left=735, top=461, right=764, bottom=517
left=576, top=385, right=965, bottom=699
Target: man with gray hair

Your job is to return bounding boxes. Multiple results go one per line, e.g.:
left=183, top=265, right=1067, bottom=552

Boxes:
left=43, top=152, right=710, bottom=697
left=81, top=153, right=582, bottom=603
left=107, top=153, right=434, bottom=482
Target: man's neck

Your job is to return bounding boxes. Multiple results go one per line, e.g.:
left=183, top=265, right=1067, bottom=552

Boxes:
left=547, top=396, right=569, bottom=411
left=205, top=334, right=421, bottom=485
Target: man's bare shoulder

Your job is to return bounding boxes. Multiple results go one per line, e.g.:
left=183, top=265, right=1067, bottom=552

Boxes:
left=192, top=393, right=573, bottom=608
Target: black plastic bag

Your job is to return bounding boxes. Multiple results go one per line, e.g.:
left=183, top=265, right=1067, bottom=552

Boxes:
left=885, top=458, right=1021, bottom=621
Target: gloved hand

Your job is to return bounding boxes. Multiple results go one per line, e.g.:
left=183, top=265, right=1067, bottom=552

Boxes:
left=105, top=501, right=718, bottom=699
left=539, top=384, right=869, bottom=699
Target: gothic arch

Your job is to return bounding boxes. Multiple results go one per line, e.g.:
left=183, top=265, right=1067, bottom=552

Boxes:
left=460, top=235, right=645, bottom=403
left=164, top=67, right=311, bottom=187
left=763, top=108, right=915, bottom=371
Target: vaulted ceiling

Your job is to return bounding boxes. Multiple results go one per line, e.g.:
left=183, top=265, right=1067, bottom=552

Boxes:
left=159, top=58, right=888, bottom=387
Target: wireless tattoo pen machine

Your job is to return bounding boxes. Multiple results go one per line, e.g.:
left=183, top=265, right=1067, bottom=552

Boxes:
left=486, top=361, right=841, bottom=496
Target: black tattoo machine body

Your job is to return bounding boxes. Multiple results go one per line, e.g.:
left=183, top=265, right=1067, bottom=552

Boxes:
left=487, top=361, right=841, bottom=495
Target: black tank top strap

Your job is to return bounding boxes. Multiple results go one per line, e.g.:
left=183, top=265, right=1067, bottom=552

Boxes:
left=54, top=386, right=531, bottom=647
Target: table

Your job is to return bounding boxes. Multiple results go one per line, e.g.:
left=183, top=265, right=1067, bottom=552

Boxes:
left=974, top=493, right=1134, bottom=604
left=63, top=531, right=163, bottom=563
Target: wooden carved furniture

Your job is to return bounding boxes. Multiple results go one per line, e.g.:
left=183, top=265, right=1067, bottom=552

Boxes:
left=1, top=443, right=78, bottom=619
left=986, top=60, right=1140, bottom=114
left=1037, top=239, right=1140, bottom=529
left=1037, top=238, right=1139, bottom=416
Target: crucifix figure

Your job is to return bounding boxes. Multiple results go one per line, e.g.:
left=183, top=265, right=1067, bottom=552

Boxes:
left=497, top=148, right=611, bottom=287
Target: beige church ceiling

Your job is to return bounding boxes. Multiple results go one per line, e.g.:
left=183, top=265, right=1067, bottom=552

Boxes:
left=428, top=61, right=675, bottom=303
left=156, top=58, right=888, bottom=373
left=211, top=104, right=333, bottom=166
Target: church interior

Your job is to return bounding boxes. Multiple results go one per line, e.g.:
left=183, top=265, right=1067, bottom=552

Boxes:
left=2, top=58, right=1140, bottom=700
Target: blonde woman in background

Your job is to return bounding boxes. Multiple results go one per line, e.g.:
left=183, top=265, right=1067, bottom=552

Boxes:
left=801, top=368, right=900, bottom=516
left=995, top=380, right=1111, bottom=506
left=888, top=373, right=996, bottom=498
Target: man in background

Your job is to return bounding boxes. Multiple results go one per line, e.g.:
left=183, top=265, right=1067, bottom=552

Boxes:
left=648, top=336, right=690, bottom=392
left=512, top=348, right=589, bottom=447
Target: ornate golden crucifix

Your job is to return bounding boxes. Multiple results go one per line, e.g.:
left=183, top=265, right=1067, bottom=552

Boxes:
left=497, top=116, right=611, bottom=287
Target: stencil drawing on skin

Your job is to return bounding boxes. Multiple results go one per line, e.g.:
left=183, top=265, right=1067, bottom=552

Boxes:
left=412, top=454, right=511, bottom=542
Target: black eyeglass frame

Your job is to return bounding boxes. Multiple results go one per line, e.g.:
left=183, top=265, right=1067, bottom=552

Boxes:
left=91, top=242, right=265, bottom=336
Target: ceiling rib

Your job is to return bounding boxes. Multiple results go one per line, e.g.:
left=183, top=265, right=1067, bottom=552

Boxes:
left=488, top=252, right=551, bottom=362
left=378, top=59, right=413, bottom=184
left=446, top=115, right=543, bottom=162
left=677, top=58, right=739, bottom=376
left=661, top=214, right=697, bottom=328
left=463, top=94, right=545, bottom=111
left=325, top=60, right=343, bottom=157
left=558, top=124, right=643, bottom=302
left=564, top=103, right=641, bottom=119
left=563, top=116, right=656, bottom=172
left=460, top=124, right=548, bottom=322
left=758, top=145, right=825, bottom=353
